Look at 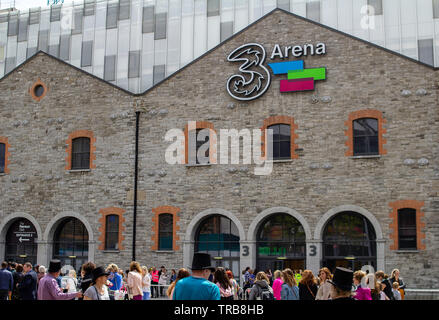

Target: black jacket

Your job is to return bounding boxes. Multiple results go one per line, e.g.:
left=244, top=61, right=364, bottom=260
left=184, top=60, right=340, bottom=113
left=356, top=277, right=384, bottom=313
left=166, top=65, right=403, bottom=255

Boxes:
left=18, top=270, right=37, bottom=300
left=381, top=278, right=394, bottom=300
left=80, top=273, right=93, bottom=293
left=299, top=282, right=318, bottom=300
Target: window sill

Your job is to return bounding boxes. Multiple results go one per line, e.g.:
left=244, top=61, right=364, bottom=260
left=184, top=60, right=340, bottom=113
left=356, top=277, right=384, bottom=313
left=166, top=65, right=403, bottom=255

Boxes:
left=394, top=250, right=420, bottom=253
left=185, top=163, right=212, bottom=167
left=67, top=169, right=91, bottom=173
left=153, top=250, right=175, bottom=253
left=271, top=159, right=293, bottom=163
left=102, top=250, right=120, bottom=253
left=349, top=155, right=381, bottom=159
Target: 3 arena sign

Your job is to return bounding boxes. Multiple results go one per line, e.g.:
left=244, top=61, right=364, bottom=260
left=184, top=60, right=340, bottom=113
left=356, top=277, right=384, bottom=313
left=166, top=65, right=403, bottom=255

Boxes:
left=226, top=42, right=326, bottom=101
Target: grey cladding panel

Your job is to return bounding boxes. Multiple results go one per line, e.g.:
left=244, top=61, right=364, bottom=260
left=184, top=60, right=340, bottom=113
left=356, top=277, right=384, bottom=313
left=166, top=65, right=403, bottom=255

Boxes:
left=119, top=0, right=131, bottom=20
left=154, top=12, right=167, bottom=40
left=277, top=0, right=290, bottom=11
left=142, top=6, right=154, bottom=33
left=60, top=35, right=71, bottom=60
left=107, top=2, right=119, bottom=29
left=418, top=39, right=434, bottom=66
left=207, top=0, right=220, bottom=17
left=72, top=9, right=83, bottom=34
left=38, top=30, right=49, bottom=51
left=18, top=16, right=29, bottom=42
left=104, top=55, right=116, bottom=81
left=8, top=14, right=18, bottom=37
left=81, top=41, right=93, bottom=67
left=128, top=51, right=140, bottom=78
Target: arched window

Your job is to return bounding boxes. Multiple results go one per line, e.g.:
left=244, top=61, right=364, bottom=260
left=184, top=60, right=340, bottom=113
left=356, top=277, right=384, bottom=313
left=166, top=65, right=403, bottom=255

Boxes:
left=398, top=208, right=417, bottom=250
left=191, top=128, right=210, bottom=164
left=105, top=215, right=119, bottom=250
left=0, top=142, right=5, bottom=173
left=267, top=124, right=291, bottom=160
left=71, top=137, right=90, bottom=169
left=353, top=118, right=378, bottom=155
left=158, top=213, right=173, bottom=250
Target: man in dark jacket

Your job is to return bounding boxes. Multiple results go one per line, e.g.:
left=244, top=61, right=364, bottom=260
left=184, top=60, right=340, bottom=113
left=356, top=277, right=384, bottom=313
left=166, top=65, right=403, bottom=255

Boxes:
left=18, top=262, right=38, bottom=300
left=0, top=261, right=13, bottom=300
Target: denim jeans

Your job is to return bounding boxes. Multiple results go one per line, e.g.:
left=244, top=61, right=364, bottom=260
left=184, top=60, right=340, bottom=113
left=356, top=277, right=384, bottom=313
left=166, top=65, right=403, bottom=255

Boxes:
left=143, top=291, right=150, bottom=300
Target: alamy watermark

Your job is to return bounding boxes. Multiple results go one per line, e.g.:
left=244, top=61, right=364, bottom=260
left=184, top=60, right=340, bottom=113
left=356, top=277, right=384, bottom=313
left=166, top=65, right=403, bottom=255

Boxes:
left=165, top=121, right=274, bottom=176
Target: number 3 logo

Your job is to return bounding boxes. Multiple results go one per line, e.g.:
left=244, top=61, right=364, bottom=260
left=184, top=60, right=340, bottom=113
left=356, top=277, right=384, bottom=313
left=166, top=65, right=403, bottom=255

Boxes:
left=226, top=43, right=271, bottom=101
left=242, top=245, right=249, bottom=256
left=309, top=245, right=317, bottom=256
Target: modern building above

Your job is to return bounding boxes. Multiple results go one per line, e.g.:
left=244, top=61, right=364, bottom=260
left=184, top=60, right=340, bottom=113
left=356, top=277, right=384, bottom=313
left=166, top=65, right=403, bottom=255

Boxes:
left=0, top=0, right=438, bottom=94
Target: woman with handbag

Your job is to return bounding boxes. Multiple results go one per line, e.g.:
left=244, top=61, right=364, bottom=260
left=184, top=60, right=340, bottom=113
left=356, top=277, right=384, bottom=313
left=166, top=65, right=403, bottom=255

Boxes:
left=127, top=261, right=143, bottom=300
left=298, top=270, right=318, bottom=300
left=83, top=266, right=111, bottom=300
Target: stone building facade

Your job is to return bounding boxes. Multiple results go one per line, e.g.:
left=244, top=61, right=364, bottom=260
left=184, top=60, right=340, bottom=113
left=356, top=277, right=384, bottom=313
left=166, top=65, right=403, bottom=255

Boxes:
left=0, top=10, right=438, bottom=288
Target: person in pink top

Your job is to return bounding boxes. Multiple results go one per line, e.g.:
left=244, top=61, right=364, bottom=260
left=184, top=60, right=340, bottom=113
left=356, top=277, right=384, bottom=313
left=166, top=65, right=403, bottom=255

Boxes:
left=37, top=260, right=82, bottom=300
left=353, top=270, right=372, bottom=300
left=272, top=270, right=283, bottom=300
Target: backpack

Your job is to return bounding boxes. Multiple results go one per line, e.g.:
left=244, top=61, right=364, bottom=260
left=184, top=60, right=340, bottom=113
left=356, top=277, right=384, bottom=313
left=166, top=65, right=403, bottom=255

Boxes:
left=256, top=284, right=274, bottom=300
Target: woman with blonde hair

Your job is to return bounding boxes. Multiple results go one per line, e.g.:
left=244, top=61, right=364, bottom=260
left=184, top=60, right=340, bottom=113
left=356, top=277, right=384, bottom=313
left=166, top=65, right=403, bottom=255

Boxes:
left=390, top=268, right=406, bottom=300
left=141, top=266, right=151, bottom=300
left=127, top=261, right=143, bottom=300
left=298, top=270, right=318, bottom=300
left=65, top=269, right=78, bottom=294
left=167, top=268, right=190, bottom=300
left=248, top=272, right=274, bottom=300
left=316, top=267, right=332, bottom=300
left=280, top=268, right=299, bottom=300
left=272, top=270, right=283, bottom=300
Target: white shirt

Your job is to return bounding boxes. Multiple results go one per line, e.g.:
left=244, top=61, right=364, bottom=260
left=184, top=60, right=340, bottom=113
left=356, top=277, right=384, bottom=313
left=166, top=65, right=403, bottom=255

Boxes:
left=66, top=277, right=78, bottom=293
left=142, top=274, right=151, bottom=292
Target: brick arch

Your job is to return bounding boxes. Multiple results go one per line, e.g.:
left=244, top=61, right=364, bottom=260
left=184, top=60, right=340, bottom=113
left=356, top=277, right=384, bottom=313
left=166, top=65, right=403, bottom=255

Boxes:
left=344, top=109, right=387, bottom=157
left=29, top=78, right=48, bottom=102
left=0, top=136, right=11, bottom=174
left=151, top=206, right=180, bottom=251
left=65, top=130, right=97, bottom=170
left=389, top=200, right=426, bottom=251
left=184, top=121, right=217, bottom=164
left=260, top=115, right=299, bottom=159
left=98, top=207, right=126, bottom=251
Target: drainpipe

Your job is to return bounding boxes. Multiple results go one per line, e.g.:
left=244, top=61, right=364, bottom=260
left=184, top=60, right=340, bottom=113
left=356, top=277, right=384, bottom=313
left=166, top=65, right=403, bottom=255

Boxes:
left=133, top=111, right=140, bottom=261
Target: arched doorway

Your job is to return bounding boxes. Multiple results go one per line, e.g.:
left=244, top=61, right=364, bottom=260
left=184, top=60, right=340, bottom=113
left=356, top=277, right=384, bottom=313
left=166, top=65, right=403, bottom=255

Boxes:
left=256, top=213, right=306, bottom=272
left=322, top=211, right=377, bottom=273
left=4, top=218, right=38, bottom=265
left=52, top=217, right=89, bottom=271
left=194, top=215, right=240, bottom=278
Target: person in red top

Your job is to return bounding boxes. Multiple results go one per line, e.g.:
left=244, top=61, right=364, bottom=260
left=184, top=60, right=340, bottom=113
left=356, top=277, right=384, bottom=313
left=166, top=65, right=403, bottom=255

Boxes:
left=150, top=267, right=159, bottom=298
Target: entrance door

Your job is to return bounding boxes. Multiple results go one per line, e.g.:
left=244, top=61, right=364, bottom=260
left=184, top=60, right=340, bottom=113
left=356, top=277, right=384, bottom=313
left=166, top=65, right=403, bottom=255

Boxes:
left=256, top=213, right=306, bottom=273
left=194, top=215, right=240, bottom=282
left=322, top=211, right=377, bottom=274
left=4, top=219, right=38, bottom=265
left=52, top=217, right=89, bottom=272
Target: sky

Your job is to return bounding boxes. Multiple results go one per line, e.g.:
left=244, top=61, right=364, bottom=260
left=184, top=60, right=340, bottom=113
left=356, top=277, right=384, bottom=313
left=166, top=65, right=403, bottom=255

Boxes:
left=1, top=0, right=76, bottom=10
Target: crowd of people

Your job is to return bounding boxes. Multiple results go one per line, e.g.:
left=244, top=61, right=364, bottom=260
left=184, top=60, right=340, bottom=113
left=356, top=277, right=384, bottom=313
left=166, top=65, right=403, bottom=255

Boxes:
left=0, top=253, right=406, bottom=301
